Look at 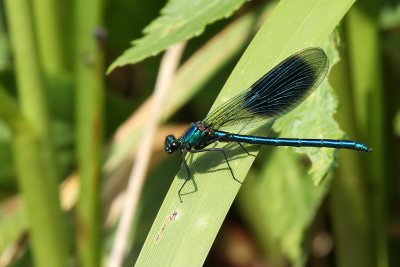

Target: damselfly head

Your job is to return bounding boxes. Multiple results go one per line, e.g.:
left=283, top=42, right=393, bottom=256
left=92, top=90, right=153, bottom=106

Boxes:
left=165, top=135, right=179, bottom=154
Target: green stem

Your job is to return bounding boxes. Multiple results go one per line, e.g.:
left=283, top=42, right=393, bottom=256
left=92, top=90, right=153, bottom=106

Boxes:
left=346, top=2, right=387, bottom=267
left=13, top=124, right=68, bottom=267
left=330, top=54, right=374, bottom=267
left=4, top=0, right=60, bottom=181
left=3, top=0, right=68, bottom=265
left=74, top=0, right=104, bottom=266
left=32, top=0, right=66, bottom=75
left=0, top=73, right=67, bottom=267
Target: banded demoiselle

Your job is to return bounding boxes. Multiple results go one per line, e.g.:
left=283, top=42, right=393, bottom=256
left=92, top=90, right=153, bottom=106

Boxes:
left=164, top=47, right=371, bottom=201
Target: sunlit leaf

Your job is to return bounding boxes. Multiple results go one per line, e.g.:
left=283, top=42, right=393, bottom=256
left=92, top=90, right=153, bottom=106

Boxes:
left=135, top=0, right=355, bottom=266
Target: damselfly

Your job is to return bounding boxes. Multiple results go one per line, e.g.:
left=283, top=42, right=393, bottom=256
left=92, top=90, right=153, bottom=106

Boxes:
left=164, top=47, right=371, bottom=201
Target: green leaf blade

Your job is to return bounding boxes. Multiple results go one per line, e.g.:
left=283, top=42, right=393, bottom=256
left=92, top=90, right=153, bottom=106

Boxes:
left=135, top=0, right=355, bottom=265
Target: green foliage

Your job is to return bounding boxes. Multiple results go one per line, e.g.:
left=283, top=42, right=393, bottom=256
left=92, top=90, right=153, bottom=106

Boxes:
left=107, top=0, right=248, bottom=72
left=0, top=0, right=398, bottom=266
left=238, top=149, right=330, bottom=266
left=133, top=0, right=358, bottom=266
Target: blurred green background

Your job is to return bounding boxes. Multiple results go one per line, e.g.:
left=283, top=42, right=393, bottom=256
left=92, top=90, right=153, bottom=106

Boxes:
left=0, top=0, right=399, bottom=266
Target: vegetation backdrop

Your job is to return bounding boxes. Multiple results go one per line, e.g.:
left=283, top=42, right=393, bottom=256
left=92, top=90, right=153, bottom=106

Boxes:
left=0, top=0, right=399, bottom=266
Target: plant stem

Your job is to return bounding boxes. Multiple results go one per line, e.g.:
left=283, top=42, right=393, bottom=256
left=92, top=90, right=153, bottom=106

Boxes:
left=346, top=1, right=387, bottom=266
left=330, top=54, right=375, bottom=267
left=74, top=0, right=104, bottom=266
left=4, top=0, right=68, bottom=266
left=32, top=0, right=66, bottom=75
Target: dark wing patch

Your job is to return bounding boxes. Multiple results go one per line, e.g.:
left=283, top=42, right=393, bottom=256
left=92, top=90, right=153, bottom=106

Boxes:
left=204, top=47, right=328, bottom=130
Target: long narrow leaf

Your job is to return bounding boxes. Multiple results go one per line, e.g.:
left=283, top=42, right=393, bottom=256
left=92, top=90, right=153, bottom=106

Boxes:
left=135, top=0, right=355, bottom=266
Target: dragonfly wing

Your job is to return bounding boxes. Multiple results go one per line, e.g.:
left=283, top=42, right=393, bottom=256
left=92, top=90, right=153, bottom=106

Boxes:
left=204, top=47, right=329, bottom=132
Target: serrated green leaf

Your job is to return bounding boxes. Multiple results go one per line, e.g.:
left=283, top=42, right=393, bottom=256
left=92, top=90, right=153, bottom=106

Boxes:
left=107, top=0, right=247, bottom=72
left=135, top=0, right=355, bottom=266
